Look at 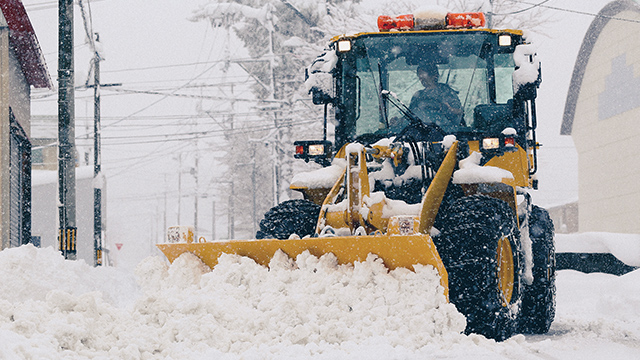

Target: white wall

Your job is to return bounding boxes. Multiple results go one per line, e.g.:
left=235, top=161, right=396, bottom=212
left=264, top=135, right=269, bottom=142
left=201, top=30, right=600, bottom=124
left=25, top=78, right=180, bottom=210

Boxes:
left=572, top=9, right=640, bottom=233
left=32, top=167, right=104, bottom=265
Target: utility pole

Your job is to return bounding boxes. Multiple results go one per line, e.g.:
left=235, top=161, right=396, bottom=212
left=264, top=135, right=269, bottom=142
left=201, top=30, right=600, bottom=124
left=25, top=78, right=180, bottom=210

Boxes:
left=84, top=32, right=119, bottom=266
left=163, top=174, right=168, bottom=238
left=58, top=0, right=77, bottom=260
left=193, top=118, right=199, bottom=238
left=92, top=33, right=102, bottom=266
left=486, top=0, right=494, bottom=28
left=228, top=182, right=234, bottom=239
left=211, top=200, right=216, bottom=240
left=178, top=153, right=182, bottom=224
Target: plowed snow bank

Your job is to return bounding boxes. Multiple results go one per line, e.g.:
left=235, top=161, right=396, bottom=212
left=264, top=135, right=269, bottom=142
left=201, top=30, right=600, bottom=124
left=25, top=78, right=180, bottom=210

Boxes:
left=0, top=245, right=466, bottom=358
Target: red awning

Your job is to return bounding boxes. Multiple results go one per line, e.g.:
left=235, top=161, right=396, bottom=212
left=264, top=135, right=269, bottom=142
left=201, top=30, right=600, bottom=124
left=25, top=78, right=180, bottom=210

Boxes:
left=0, top=0, right=52, bottom=89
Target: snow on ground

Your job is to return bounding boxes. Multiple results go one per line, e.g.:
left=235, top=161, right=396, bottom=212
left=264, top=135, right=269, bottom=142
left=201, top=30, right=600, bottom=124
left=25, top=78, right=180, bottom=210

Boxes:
left=1, top=241, right=639, bottom=359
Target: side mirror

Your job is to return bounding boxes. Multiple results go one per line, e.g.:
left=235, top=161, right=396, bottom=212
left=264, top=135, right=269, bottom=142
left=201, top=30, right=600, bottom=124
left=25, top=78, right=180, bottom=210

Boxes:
left=306, top=69, right=335, bottom=105
left=305, top=50, right=337, bottom=105
left=512, top=44, right=541, bottom=101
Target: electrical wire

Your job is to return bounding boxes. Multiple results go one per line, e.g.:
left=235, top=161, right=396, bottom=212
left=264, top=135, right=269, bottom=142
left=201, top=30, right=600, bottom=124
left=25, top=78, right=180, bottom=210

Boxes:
left=515, top=1, right=640, bottom=24
left=24, top=0, right=108, bottom=12
left=489, top=0, right=551, bottom=16
left=98, top=63, right=220, bottom=130
left=101, top=119, right=318, bottom=146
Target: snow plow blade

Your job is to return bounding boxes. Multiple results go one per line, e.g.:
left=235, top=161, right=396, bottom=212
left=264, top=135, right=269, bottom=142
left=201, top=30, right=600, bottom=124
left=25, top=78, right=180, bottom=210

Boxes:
left=157, top=233, right=449, bottom=297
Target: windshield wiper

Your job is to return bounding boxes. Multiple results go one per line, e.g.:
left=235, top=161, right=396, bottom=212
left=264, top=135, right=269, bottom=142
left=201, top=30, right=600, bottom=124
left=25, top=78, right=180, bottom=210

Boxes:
left=376, top=63, right=389, bottom=128
left=380, top=90, right=423, bottom=126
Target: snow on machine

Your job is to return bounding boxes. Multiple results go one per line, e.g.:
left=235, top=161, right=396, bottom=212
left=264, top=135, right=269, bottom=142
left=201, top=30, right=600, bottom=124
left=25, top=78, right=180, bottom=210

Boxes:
left=158, top=9, right=556, bottom=341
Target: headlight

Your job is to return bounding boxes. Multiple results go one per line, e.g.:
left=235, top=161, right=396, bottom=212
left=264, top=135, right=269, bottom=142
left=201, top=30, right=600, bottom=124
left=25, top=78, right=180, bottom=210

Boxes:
left=482, top=138, right=500, bottom=150
left=308, top=144, right=325, bottom=156
left=499, top=34, right=512, bottom=47
left=337, top=40, right=351, bottom=52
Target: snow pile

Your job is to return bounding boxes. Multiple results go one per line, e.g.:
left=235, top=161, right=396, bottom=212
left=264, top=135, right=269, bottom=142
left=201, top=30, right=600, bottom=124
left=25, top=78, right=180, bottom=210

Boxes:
left=0, top=245, right=466, bottom=359
left=413, top=6, right=448, bottom=29
left=554, top=270, right=640, bottom=349
left=1, top=242, right=640, bottom=358
left=135, top=251, right=465, bottom=354
left=452, top=151, right=514, bottom=184
left=290, top=158, right=346, bottom=189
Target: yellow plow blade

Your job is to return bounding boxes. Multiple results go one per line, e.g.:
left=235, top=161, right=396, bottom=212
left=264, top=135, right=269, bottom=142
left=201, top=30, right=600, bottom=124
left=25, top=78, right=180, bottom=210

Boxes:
left=157, top=233, right=449, bottom=298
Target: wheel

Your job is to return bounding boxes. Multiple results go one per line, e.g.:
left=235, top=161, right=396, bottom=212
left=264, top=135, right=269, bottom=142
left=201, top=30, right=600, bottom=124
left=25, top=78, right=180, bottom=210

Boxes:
left=519, top=205, right=556, bottom=334
left=255, top=199, right=321, bottom=240
left=432, top=183, right=465, bottom=231
left=438, top=195, right=523, bottom=341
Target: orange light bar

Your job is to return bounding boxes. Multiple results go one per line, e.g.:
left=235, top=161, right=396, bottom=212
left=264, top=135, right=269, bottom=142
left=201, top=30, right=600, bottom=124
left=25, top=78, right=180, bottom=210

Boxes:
left=379, top=12, right=486, bottom=32
left=378, top=14, right=414, bottom=31
left=446, top=12, right=486, bottom=28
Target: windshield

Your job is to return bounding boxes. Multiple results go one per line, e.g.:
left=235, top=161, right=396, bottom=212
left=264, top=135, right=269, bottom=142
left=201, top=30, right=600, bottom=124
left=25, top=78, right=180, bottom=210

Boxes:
left=341, top=32, right=516, bottom=139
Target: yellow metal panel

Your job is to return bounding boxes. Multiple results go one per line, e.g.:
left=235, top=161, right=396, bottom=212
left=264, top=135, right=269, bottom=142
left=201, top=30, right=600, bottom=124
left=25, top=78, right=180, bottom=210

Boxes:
left=316, top=167, right=347, bottom=232
left=497, top=235, right=515, bottom=305
left=419, top=142, right=458, bottom=234
left=468, top=140, right=480, bottom=153
left=157, top=233, right=449, bottom=298
left=484, top=145, right=530, bottom=187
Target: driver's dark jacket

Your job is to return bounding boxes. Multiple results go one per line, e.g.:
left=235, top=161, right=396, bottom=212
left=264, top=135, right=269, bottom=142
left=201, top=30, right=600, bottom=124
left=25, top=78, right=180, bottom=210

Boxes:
left=409, top=83, right=463, bottom=133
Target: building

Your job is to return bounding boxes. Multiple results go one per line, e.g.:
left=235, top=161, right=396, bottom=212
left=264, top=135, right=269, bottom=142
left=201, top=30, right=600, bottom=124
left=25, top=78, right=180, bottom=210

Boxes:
left=0, top=0, right=52, bottom=249
left=546, top=201, right=579, bottom=234
left=32, top=166, right=107, bottom=265
left=30, top=114, right=108, bottom=265
left=561, top=0, right=640, bottom=234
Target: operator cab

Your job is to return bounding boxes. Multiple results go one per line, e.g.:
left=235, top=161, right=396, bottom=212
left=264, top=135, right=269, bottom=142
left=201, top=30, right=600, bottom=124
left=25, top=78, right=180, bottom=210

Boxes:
left=338, top=30, right=526, bottom=145
left=302, top=10, right=541, bottom=176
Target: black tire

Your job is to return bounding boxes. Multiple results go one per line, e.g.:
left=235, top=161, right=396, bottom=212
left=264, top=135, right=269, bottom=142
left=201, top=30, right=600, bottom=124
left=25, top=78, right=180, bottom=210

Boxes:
left=519, top=205, right=556, bottom=334
left=433, top=183, right=464, bottom=232
left=438, top=195, right=523, bottom=341
left=255, top=199, right=321, bottom=240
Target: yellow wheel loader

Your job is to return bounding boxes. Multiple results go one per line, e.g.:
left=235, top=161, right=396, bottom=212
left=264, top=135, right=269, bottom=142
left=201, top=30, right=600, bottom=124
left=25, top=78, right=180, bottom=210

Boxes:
left=158, top=10, right=556, bottom=341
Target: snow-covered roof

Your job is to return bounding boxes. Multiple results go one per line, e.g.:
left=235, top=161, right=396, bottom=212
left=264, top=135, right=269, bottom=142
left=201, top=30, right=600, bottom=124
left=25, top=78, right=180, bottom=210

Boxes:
left=0, top=0, right=52, bottom=89
left=560, top=0, right=640, bottom=135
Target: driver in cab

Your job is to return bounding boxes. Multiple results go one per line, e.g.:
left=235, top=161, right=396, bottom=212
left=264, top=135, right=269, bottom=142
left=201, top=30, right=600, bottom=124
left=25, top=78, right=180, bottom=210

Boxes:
left=408, top=62, right=463, bottom=133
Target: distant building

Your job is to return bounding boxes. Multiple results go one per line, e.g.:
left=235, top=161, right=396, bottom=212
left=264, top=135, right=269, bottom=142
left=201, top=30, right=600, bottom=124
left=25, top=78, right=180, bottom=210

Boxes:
left=561, top=0, right=640, bottom=234
left=31, top=115, right=57, bottom=171
left=30, top=114, right=107, bottom=264
left=31, top=166, right=107, bottom=265
left=0, top=0, right=52, bottom=249
left=546, top=201, right=579, bottom=234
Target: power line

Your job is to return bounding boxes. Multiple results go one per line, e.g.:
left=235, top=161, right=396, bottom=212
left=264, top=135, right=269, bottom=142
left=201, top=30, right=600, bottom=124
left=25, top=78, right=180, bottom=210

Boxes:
left=106, top=138, right=193, bottom=178
left=99, top=55, right=298, bottom=74
left=101, top=119, right=318, bottom=146
left=99, top=63, right=220, bottom=130
left=23, top=0, right=108, bottom=11
left=490, top=0, right=551, bottom=16
left=107, top=87, right=269, bottom=103
left=519, top=1, right=640, bottom=24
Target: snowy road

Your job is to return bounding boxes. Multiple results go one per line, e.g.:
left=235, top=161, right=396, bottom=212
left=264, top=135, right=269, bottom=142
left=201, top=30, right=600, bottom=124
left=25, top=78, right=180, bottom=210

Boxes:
left=0, top=245, right=638, bottom=359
